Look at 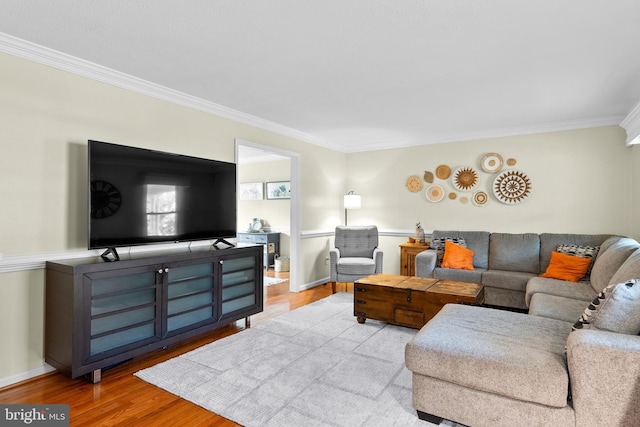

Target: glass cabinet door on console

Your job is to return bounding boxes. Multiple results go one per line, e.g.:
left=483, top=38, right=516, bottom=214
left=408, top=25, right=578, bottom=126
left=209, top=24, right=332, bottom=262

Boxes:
left=219, top=250, right=263, bottom=320
left=83, top=265, right=161, bottom=364
left=163, top=259, right=217, bottom=337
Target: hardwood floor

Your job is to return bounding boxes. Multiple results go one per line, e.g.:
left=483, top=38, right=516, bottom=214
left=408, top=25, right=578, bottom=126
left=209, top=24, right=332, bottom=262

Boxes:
left=0, top=270, right=333, bottom=426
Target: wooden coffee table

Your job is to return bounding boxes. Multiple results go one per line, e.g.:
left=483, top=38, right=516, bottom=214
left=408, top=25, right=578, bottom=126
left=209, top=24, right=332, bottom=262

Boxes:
left=353, top=274, right=484, bottom=329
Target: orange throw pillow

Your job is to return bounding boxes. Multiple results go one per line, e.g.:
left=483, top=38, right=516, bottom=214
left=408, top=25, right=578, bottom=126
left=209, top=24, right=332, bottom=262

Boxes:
left=441, top=241, right=475, bottom=270
left=541, top=251, right=593, bottom=282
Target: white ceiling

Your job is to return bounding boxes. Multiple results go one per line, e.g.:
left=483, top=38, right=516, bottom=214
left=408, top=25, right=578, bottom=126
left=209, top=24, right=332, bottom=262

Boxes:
left=1, top=0, right=639, bottom=152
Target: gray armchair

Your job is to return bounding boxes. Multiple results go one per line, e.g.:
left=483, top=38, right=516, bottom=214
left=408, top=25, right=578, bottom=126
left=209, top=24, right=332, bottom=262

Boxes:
left=329, top=225, right=383, bottom=293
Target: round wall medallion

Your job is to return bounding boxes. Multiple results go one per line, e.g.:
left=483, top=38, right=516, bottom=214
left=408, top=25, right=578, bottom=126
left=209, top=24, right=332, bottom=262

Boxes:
left=448, top=192, right=457, bottom=200
left=90, top=180, right=122, bottom=218
left=425, top=184, right=445, bottom=202
left=507, top=158, right=517, bottom=166
left=435, top=165, right=451, bottom=180
left=424, top=171, right=434, bottom=183
left=452, top=167, right=479, bottom=192
left=493, top=170, right=532, bottom=204
left=459, top=196, right=469, bottom=204
left=406, top=175, right=423, bottom=192
left=473, top=191, right=488, bottom=206
left=481, top=153, right=503, bottom=173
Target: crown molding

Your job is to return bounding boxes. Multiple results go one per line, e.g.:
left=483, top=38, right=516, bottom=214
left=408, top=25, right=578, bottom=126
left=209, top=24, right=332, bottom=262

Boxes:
left=621, top=99, right=640, bottom=146
left=0, top=32, right=325, bottom=147
left=342, top=116, right=625, bottom=153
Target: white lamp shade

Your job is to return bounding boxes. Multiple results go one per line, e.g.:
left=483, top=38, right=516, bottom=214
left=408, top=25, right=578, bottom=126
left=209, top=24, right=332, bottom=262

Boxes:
left=344, top=194, right=361, bottom=209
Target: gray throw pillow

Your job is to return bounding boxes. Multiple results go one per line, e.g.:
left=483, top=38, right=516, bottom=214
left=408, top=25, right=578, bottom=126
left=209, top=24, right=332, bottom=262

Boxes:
left=572, top=278, right=640, bottom=335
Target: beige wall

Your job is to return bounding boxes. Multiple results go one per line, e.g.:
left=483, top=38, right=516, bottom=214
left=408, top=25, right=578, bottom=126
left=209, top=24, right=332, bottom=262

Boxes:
left=346, top=126, right=634, bottom=274
left=0, top=52, right=346, bottom=381
left=0, top=49, right=637, bottom=383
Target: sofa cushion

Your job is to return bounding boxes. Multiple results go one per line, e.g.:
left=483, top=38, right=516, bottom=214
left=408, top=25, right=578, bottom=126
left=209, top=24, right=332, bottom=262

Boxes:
left=489, top=233, right=540, bottom=274
left=406, top=304, right=573, bottom=408
left=529, top=293, right=588, bottom=322
left=590, top=237, right=639, bottom=293
left=555, top=244, right=600, bottom=281
left=482, top=269, right=536, bottom=292
left=433, top=267, right=484, bottom=284
left=526, top=277, right=597, bottom=307
left=539, top=233, right=612, bottom=273
left=608, top=248, right=640, bottom=286
left=541, top=251, right=593, bottom=282
left=572, top=279, right=640, bottom=335
left=441, top=241, right=474, bottom=270
left=431, top=230, right=490, bottom=269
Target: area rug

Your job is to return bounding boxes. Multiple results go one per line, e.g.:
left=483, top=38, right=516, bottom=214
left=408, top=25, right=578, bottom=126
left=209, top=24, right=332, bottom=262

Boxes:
left=264, top=276, right=287, bottom=286
left=135, top=292, right=462, bottom=427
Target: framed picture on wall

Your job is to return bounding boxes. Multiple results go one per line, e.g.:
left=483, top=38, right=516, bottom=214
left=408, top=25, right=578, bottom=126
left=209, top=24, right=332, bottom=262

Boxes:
left=266, top=181, right=291, bottom=199
left=239, top=182, right=263, bottom=200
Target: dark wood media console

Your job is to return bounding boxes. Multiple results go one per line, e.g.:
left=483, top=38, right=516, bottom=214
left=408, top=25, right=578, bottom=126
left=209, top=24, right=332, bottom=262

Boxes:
left=45, top=245, right=263, bottom=383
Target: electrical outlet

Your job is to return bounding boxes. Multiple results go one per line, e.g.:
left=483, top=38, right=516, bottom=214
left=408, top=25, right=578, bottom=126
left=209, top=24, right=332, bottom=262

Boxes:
left=325, top=256, right=329, bottom=265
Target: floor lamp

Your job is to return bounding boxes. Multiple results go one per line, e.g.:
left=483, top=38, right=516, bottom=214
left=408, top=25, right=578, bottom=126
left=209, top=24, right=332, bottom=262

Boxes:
left=344, top=191, right=361, bottom=225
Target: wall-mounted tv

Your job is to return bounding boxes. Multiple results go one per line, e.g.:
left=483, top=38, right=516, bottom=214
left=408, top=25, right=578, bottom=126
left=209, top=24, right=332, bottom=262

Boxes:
left=88, top=140, right=236, bottom=260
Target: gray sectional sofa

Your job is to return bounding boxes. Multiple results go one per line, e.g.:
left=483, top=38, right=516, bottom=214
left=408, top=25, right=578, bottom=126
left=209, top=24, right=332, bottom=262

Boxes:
left=406, top=231, right=640, bottom=426
left=415, top=230, right=613, bottom=309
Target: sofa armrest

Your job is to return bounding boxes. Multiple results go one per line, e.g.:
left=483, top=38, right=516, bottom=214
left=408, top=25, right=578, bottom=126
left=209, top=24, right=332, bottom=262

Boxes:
left=567, top=329, right=640, bottom=426
left=373, top=248, right=383, bottom=274
left=329, top=248, right=340, bottom=281
left=415, top=249, right=437, bottom=277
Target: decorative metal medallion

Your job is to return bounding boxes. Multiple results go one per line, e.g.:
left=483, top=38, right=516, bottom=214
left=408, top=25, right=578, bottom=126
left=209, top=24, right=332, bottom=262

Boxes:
left=435, top=164, right=451, bottom=180
left=472, top=191, right=488, bottom=206
left=493, top=170, right=532, bottom=204
left=452, top=167, right=479, bottom=192
left=425, top=184, right=445, bottom=202
left=406, top=175, right=423, bottom=192
left=481, top=153, right=503, bottom=173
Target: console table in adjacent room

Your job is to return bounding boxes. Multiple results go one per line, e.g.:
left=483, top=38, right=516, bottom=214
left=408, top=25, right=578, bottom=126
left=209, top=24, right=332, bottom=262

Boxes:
left=237, top=232, right=280, bottom=269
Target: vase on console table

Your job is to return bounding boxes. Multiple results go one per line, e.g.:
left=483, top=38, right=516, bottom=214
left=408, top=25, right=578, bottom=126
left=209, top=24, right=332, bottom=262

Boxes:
left=414, top=222, right=425, bottom=244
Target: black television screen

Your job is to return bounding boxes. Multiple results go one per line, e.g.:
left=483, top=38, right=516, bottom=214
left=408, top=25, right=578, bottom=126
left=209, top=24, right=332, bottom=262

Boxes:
left=88, top=140, right=236, bottom=252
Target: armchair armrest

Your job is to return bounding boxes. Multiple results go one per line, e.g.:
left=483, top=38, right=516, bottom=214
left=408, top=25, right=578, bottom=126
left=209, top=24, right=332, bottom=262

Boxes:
left=373, top=248, right=383, bottom=274
left=567, top=329, right=640, bottom=426
left=415, top=249, right=437, bottom=277
left=329, top=248, right=340, bottom=282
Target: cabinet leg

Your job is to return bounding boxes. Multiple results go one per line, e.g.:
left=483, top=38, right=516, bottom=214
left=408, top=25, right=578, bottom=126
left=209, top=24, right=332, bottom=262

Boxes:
left=90, top=369, right=101, bottom=384
left=357, top=316, right=366, bottom=324
left=245, top=316, right=251, bottom=328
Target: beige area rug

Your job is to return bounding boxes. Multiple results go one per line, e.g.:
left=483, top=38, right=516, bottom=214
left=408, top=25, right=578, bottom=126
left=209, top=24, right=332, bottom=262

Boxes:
left=135, top=292, right=464, bottom=427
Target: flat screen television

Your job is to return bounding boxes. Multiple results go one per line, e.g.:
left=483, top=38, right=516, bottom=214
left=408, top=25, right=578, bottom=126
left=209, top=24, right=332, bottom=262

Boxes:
left=88, top=140, right=236, bottom=259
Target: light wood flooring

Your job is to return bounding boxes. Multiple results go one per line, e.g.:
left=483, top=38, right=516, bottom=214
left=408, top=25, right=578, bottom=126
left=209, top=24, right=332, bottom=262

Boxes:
left=0, top=270, right=333, bottom=426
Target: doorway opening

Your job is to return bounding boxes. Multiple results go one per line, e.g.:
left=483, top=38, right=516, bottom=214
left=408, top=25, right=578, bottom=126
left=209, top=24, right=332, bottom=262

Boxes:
left=235, top=139, right=300, bottom=293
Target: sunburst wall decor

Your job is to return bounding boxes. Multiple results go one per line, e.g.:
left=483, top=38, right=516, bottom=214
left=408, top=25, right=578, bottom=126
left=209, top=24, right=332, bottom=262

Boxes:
left=493, top=170, right=532, bottom=204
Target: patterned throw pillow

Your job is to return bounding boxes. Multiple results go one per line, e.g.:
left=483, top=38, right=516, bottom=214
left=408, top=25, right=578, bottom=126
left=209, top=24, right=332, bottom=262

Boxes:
left=431, top=237, right=467, bottom=267
left=572, top=278, right=640, bottom=335
left=556, top=244, right=600, bottom=281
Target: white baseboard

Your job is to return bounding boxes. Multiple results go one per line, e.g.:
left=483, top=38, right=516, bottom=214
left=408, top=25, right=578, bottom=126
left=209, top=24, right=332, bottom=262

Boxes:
left=0, top=363, right=56, bottom=389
